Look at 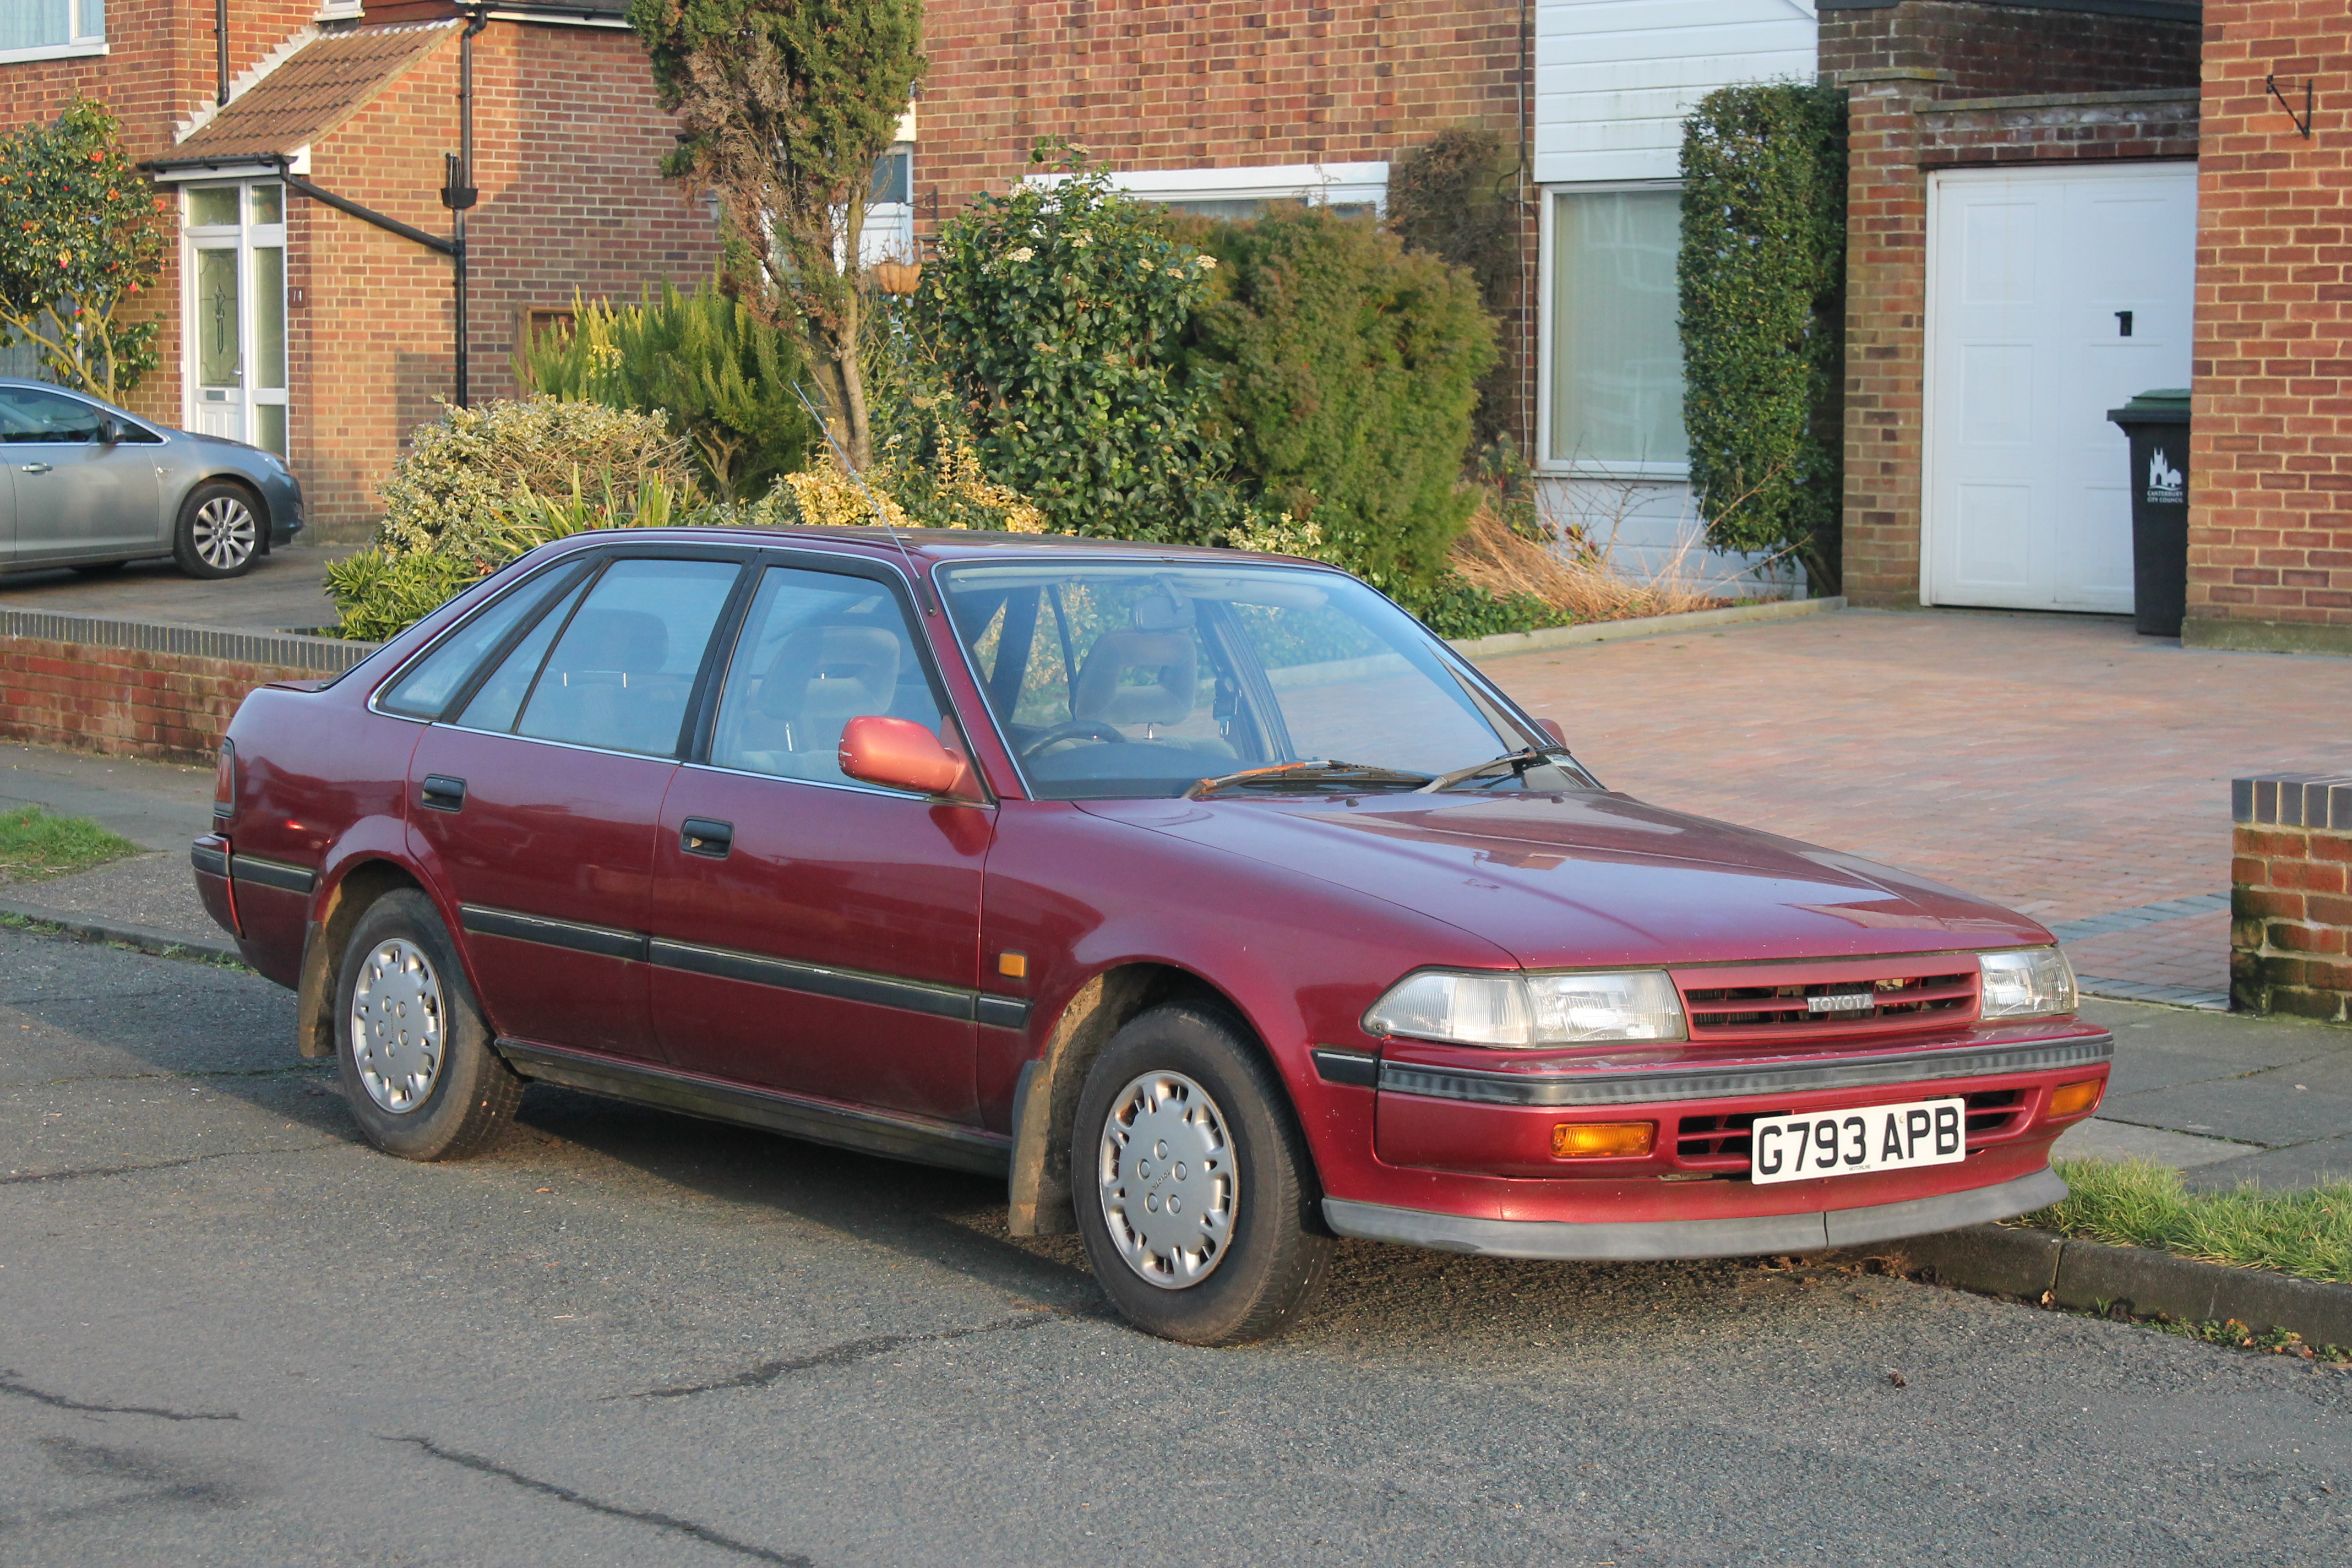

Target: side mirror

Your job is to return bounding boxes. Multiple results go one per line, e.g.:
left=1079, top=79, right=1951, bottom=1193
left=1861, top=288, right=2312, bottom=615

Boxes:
left=95, top=415, right=121, bottom=445
left=1536, top=717, right=1567, bottom=747
left=839, top=715, right=968, bottom=797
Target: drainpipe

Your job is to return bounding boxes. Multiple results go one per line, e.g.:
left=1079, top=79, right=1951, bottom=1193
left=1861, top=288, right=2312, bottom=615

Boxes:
left=216, top=0, right=230, bottom=105
left=444, top=8, right=489, bottom=406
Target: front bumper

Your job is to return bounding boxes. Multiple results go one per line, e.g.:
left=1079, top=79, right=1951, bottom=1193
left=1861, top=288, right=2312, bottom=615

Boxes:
left=1326, top=1165, right=2066, bottom=1260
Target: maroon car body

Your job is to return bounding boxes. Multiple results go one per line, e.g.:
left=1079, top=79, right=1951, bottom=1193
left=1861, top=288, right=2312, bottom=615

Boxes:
left=194, top=527, right=2108, bottom=1335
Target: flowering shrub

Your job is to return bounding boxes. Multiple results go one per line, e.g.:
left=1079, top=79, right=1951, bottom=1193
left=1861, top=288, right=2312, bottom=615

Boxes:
left=0, top=101, right=170, bottom=399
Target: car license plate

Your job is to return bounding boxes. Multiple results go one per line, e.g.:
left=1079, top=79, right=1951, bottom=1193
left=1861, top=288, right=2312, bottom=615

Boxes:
left=1749, top=1097, right=1966, bottom=1185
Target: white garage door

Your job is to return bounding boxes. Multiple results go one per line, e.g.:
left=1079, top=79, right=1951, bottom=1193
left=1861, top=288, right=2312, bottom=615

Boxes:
left=1924, top=162, right=2197, bottom=613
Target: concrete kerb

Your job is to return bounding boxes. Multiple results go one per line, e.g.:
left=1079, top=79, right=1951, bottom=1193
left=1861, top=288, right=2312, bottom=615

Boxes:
left=1447, top=596, right=1847, bottom=661
left=1864, top=1224, right=2352, bottom=1349
left=0, top=897, right=243, bottom=967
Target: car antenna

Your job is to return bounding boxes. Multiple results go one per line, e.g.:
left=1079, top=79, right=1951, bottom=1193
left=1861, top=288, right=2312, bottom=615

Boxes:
left=790, top=379, right=934, bottom=614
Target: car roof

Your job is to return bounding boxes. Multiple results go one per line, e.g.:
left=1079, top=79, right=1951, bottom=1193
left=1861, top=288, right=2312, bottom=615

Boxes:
left=552, top=524, right=1331, bottom=570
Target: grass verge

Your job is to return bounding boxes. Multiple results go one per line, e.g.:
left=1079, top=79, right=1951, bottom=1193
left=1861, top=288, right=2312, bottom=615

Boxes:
left=2011, top=1156, right=2352, bottom=1287
left=0, top=805, right=143, bottom=884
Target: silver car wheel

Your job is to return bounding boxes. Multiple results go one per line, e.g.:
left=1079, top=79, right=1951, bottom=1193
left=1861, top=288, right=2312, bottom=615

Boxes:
left=191, top=494, right=257, bottom=571
left=350, top=938, right=447, bottom=1115
left=1097, top=1069, right=1238, bottom=1289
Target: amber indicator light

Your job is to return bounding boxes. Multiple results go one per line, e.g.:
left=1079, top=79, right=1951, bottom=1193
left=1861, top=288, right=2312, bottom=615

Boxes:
left=1552, top=1121, right=1656, bottom=1159
left=2049, top=1079, right=2104, bottom=1118
left=998, top=951, right=1028, bottom=979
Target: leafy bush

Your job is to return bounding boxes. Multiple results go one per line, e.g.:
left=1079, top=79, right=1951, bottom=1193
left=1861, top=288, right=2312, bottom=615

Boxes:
left=1187, top=205, right=1495, bottom=594
left=1384, top=128, right=1522, bottom=447
left=1678, top=83, right=1847, bottom=584
left=0, top=101, right=171, bottom=398
left=518, top=280, right=817, bottom=499
left=916, top=149, right=1255, bottom=546
left=373, top=396, right=695, bottom=560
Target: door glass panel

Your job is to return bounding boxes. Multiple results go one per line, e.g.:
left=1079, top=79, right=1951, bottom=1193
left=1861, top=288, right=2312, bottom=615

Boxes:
left=195, top=247, right=240, bottom=386
left=189, top=187, right=239, bottom=228
left=0, top=385, right=102, bottom=443
left=254, top=404, right=286, bottom=456
left=253, top=246, right=285, bottom=389
left=376, top=564, right=585, bottom=720
left=710, top=567, right=930, bottom=783
left=250, top=183, right=282, bottom=225
left=516, top=559, right=740, bottom=755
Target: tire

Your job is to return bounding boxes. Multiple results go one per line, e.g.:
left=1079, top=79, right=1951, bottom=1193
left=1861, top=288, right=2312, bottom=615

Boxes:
left=1071, top=1003, right=1333, bottom=1346
left=172, top=481, right=262, bottom=579
left=333, top=889, right=521, bottom=1162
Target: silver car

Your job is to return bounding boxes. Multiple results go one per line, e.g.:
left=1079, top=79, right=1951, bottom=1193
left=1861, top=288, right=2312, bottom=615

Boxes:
left=0, top=378, right=305, bottom=580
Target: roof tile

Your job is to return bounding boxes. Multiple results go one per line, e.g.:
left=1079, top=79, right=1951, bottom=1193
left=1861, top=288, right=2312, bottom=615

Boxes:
left=166, top=22, right=460, bottom=166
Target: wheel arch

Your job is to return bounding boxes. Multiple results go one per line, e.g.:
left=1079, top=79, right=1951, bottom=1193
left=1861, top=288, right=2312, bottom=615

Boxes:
left=1006, top=960, right=1293, bottom=1237
left=292, top=857, right=428, bottom=1059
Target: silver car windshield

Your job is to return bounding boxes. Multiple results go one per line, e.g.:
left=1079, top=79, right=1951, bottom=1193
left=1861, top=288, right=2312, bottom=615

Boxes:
left=938, top=560, right=1576, bottom=801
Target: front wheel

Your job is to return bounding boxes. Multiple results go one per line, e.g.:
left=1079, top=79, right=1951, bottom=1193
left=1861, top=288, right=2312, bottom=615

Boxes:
left=172, top=482, right=261, bottom=579
left=333, top=889, right=521, bottom=1161
left=1071, top=1004, right=1332, bottom=1345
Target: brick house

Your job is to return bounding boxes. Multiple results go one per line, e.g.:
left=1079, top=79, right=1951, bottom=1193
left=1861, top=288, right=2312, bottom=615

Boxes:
left=1, top=1, right=719, bottom=537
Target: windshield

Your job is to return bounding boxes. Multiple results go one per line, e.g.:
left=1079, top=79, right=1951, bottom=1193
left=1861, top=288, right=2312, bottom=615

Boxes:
left=939, top=560, right=1579, bottom=801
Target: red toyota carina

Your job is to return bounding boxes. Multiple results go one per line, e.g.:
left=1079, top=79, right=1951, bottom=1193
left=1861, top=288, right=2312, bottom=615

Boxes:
left=193, top=527, right=2109, bottom=1344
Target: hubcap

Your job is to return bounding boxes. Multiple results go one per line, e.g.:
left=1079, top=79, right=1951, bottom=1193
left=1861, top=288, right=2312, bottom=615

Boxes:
left=350, top=938, right=446, bottom=1114
left=1097, top=1070, right=1238, bottom=1289
left=192, top=496, right=257, bottom=570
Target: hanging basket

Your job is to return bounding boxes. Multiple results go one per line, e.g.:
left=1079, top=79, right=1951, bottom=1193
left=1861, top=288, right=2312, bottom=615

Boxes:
left=870, top=261, right=923, bottom=296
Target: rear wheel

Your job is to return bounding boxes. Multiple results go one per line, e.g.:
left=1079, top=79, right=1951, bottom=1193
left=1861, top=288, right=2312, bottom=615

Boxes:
left=1071, top=1003, right=1332, bottom=1345
left=172, top=482, right=261, bottom=579
left=333, top=889, right=520, bottom=1161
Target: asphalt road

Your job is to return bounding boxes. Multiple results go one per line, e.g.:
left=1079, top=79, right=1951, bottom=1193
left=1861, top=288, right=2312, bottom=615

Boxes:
left=4, top=930, right=2349, bottom=1566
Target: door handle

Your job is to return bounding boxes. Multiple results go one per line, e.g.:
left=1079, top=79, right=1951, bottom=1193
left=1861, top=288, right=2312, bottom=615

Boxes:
left=420, top=775, right=467, bottom=813
left=680, top=817, right=733, bottom=858
left=19, top=463, right=51, bottom=474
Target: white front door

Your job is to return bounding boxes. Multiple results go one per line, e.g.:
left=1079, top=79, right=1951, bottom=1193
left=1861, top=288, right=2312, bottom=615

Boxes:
left=181, top=183, right=289, bottom=455
left=1923, top=162, right=2197, bottom=612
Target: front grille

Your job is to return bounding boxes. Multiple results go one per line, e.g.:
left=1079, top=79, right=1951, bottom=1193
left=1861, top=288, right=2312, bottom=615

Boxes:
left=1964, top=1087, right=2025, bottom=1137
left=1681, top=968, right=1977, bottom=1037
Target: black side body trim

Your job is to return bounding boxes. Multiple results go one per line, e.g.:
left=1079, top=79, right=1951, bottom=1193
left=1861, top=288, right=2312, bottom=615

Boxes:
left=1311, top=1048, right=1380, bottom=1088
left=229, top=854, right=317, bottom=895
left=494, top=1040, right=1011, bottom=1176
left=1378, top=1034, right=2116, bottom=1108
left=460, top=905, right=649, bottom=962
left=646, top=937, right=973, bottom=1021
left=975, top=994, right=1031, bottom=1030
left=189, top=842, right=228, bottom=878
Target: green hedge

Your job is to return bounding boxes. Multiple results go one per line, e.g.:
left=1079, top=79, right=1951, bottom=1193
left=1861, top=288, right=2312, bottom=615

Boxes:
left=1678, top=83, right=1847, bottom=584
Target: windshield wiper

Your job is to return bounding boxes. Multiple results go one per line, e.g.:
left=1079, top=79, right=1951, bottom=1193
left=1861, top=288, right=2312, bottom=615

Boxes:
left=1414, top=746, right=1577, bottom=793
left=1186, top=759, right=1433, bottom=799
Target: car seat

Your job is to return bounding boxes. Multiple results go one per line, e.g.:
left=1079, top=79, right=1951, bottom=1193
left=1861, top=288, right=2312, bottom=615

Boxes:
left=521, top=607, right=676, bottom=753
left=718, top=622, right=904, bottom=777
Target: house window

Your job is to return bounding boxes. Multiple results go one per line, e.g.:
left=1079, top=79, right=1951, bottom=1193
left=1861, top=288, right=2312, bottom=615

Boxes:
left=1, top=0, right=106, bottom=58
left=1545, top=187, right=1687, bottom=471
left=1035, top=162, right=1391, bottom=221
left=862, top=143, right=915, bottom=266
left=182, top=182, right=290, bottom=458
left=522, top=306, right=577, bottom=347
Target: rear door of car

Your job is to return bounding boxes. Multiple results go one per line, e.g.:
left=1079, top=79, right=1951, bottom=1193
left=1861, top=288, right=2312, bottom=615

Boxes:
left=647, top=553, right=994, bottom=1123
left=399, top=547, right=750, bottom=1063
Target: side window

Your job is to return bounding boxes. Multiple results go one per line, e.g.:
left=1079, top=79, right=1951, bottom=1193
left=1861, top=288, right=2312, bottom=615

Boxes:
left=514, top=558, right=741, bottom=756
left=709, top=565, right=932, bottom=784
left=453, top=572, right=592, bottom=732
left=375, top=564, right=584, bottom=721
left=0, top=386, right=102, bottom=443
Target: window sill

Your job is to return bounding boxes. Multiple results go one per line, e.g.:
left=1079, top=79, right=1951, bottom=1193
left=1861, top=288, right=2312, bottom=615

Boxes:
left=0, top=41, right=108, bottom=64
left=1537, top=461, right=1693, bottom=483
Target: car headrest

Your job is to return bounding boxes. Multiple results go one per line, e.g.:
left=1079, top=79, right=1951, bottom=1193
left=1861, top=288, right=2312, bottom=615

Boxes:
left=557, top=608, right=667, bottom=676
left=1072, top=630, right=1197, bottom=727
left=758, top=623, right=904, bottom=721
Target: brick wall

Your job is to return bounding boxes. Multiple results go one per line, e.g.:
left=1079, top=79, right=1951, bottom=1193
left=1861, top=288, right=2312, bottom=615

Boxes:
left=2185, top=1, right=2352, bottom=656
left=918, top=0, right=1536, bottom=444
left=1823, top=2, right=2201, bottom=607
left=2233, top=774, right=2352, bottom=1023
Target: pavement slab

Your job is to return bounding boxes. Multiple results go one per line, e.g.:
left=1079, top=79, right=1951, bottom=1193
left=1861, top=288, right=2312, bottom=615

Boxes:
left=4, top=928, right=2351, bottom=1567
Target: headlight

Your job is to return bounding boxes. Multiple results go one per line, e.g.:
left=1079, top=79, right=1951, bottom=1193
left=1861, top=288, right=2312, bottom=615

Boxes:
left=1363, top=968, right=1685, bottom=1048
left=1978, top=947, right=2077, bottom=1020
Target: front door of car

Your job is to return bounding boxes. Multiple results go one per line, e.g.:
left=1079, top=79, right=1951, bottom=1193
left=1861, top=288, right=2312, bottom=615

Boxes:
left=650, top=559, right=992, bottom=1124
left=406, top=553, right=747, bottom=1064
left=0, top=385, right=159, bottom=562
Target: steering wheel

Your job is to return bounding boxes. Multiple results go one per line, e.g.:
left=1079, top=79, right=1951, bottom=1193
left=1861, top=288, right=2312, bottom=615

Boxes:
left=1020, top=720, right=1128, bottom=761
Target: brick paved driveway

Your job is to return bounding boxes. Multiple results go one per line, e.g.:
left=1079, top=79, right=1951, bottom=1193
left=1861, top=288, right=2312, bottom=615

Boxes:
left=1478, top=607, right=2352, bottom=1005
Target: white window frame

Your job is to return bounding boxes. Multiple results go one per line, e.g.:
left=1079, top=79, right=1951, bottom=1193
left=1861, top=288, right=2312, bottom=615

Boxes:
left=1032, top=161, right=1391, bottom=218
left=0, top=0, right=107, bottom=62
left=1537, top=178, right=1690, bottom=480
left=315, top=1, right=362, bottom=18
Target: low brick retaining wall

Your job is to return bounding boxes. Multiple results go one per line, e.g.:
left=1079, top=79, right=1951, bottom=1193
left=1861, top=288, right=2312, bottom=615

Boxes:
left=0, top=611, right=377, bottom=767
left=2233, top=774, right=2352, bottom=1022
